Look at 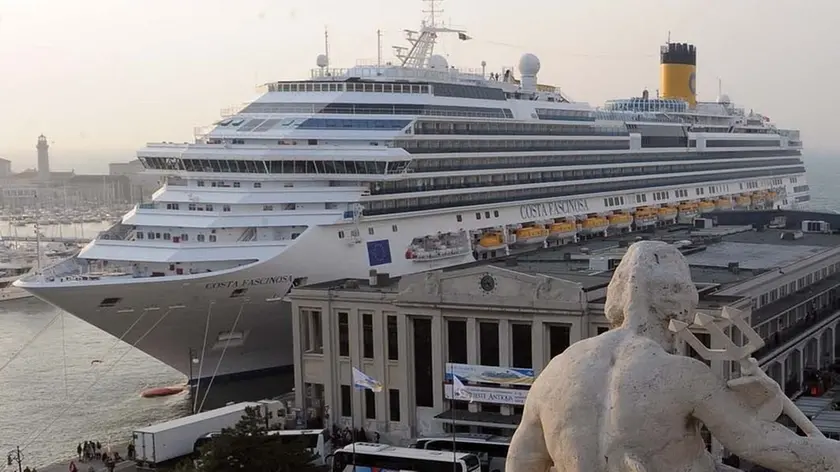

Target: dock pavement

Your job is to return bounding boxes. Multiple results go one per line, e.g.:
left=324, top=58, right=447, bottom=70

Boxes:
left=39, top=444, right=135, bottom=472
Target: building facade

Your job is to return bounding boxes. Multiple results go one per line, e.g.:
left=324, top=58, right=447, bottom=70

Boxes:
left=289, top=263, right=747, bottom=446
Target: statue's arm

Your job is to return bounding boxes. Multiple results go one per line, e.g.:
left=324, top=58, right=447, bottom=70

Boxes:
left=506, top=404, right=553, bottom=472
left=681, top=358, right=840, bottom=472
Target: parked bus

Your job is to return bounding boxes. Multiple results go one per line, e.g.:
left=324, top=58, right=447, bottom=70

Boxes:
left=332, top=442, right=481, bottom=472
left=194, top=428, right=333, bottom=467
left=413, top=434, right=511, bottom=472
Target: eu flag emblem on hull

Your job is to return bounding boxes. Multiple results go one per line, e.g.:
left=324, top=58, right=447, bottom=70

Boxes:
left=367, top=239, right=392, bottom=267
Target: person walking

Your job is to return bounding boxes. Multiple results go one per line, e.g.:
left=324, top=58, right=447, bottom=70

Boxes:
left=68, top=460, right=78, bottom=472
left=76, top=444, right=82, bottom=461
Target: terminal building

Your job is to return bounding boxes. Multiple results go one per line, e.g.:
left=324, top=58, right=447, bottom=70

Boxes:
left=287, top=211, right=840, bottom=452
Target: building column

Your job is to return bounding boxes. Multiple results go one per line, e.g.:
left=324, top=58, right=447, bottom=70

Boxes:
left=779, top=360, right=787, bottom=391
left=373, top=309, right=387, bottom=430
left=431, top=315, right=445, bottom=412
left=816, top=335, right=822, bottom=369
left=499, top=319, right=510, bottom=367
left=398, top=312, right=413, bottom=439
left=348, top=308, right=362, bottom=426
left=292, top=304, right=305, bottom=413
left=321, top=303, right=336, bottom=426
left=466, top=317, right=478, bottom=365
left=532, top=320, right=545, bottom=374
left=466, top=317, right=479, bottom=414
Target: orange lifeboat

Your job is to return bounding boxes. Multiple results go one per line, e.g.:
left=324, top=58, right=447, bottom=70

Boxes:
left=608, top=212, right=633, bottom=230
left=677, top=202, right=699, bottom=224
left=547, top=221, right=577, bottom=241
left=476, top=231, right=506, bottom=252
left=580, top=216, right=609, bottom=235
left=657, top=206, right=678, bottom=222
left=735, top=195, right=751, bottom=208
left=512, top=226, right=549, bottom=247
left=698, top=201, right=715, bottom=213
left=633, top=207, right=658, bottom=227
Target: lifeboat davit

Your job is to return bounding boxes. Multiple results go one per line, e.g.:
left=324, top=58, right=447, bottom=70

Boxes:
left=141, top=386, right=186, bottom=398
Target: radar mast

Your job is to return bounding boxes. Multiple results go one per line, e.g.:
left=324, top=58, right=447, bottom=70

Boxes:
left=392, top=0, right=467, bottom=69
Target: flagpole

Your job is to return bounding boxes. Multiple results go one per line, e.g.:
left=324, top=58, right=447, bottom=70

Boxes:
left=449, top=363, right=457, bottom=472
left=351, top=364, right=356, bottom=471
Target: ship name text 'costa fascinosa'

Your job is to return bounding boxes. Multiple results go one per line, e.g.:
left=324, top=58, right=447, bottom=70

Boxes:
left=15, top=5, right=808, bottom=382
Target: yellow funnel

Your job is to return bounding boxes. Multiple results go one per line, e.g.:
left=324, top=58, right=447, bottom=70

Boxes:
left=660, top=42, right=697, bottom=107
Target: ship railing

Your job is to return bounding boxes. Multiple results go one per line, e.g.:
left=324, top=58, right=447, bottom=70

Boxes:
left=307, top=65, right=485, bottom=82
left=194, top=125, right=214, bottom=143
left=29, top=258, right=87, bottom=281
left=220, top=104, right=248, bottom=118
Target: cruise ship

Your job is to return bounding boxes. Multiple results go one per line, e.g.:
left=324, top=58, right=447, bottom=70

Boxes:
left=15, top=10, right=808, bottom=382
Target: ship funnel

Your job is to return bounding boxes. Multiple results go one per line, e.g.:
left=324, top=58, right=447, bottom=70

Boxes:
left=660, top=42, right=697, bottom=107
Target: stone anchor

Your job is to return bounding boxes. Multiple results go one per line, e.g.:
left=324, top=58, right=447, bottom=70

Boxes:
left=669, top=306, right=824, bottom=438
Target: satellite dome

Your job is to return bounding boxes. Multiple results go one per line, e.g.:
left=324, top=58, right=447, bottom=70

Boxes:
left=428, top=54, right=449, bottom=70
left=717, top=94, right=731, bottom=105
left=519, top=53, right=541, bottom=76
left=316, top=54, right=329, bottom=68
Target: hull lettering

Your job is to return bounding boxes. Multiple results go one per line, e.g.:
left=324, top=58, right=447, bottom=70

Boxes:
left=205, top=275, right=294, bottom=290
left=519, top=199, right=589, bottom=219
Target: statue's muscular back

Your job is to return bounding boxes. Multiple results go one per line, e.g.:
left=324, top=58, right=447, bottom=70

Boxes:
left=522, top=329, right=716, bottom=472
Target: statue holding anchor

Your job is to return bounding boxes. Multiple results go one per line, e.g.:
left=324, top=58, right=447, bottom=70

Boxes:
left=507, top=241, right=840, bottom=472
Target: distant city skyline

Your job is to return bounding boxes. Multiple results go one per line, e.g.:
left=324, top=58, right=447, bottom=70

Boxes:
left=1, top=0, right=839, bottom=172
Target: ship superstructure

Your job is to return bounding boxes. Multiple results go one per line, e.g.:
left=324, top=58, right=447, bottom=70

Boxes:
left=16, top=8, right=808, bottom=381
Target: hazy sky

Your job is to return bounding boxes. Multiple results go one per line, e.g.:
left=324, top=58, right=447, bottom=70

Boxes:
left=1, top=0, right=838, bottom=173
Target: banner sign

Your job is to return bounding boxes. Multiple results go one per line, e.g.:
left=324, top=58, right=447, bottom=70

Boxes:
left=445, top=363, right=535, bottom=386
left=444, top=384, right=529, bottom=406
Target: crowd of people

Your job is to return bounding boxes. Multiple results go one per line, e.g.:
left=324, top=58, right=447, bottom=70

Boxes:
left=67, top=440, right=126, bottom=472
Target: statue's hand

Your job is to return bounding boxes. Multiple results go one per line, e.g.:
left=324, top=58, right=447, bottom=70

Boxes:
left=726, top=358, right=784, bottom=421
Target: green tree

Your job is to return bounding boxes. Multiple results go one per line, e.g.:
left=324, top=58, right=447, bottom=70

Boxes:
left=188, top=407, right=323, bottom=472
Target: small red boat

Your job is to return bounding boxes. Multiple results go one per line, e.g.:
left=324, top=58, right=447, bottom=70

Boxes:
left=141, top=386, right=185, bottom=398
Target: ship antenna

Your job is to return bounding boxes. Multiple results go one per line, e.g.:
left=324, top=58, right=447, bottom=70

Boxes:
left=394, top=0, right=467, bottom=68
left=324, top=26, right=330, bottom=67
left=718, top=77, right=722, bottom=97
left=377, top=29, right=383, bottom=66
left=423, top=0, right=441, bottom=27
left=667, top=30, right=671, bottom=43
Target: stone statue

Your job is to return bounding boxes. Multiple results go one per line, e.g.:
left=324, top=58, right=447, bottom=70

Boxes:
left=506, top=241, right=840, bottom=472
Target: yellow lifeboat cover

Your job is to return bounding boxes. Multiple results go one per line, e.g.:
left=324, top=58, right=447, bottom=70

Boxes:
left=479, top=233, right=503, bottom=247
left=550, top=222, right=576, bottom=233
left=582, top=217, right=608, bottom=228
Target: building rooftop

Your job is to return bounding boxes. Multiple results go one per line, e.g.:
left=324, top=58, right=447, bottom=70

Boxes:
left=293, top=212, right=840, bottom=308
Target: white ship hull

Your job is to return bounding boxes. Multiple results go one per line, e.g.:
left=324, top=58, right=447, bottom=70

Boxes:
left=18, top=176, right=804, bottom=380
left=21, top=260, right=296, bottom=381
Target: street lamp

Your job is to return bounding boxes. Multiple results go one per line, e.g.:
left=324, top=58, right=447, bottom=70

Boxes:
left=7, top=446, right=23, bottom=472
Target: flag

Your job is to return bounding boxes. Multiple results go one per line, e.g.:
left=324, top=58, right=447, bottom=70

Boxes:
left=452, top=375, right=473, bottom=403
left=458, top=32, right=471, bottom=41
left=352, top=367, right=383, bottom=393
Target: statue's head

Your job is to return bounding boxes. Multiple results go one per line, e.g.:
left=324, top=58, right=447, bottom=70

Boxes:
left=604, top=241, right=698, bottom=331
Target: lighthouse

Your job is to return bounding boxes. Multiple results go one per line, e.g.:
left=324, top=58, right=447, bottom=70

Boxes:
left=37, top=134, right=50, bottom=181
